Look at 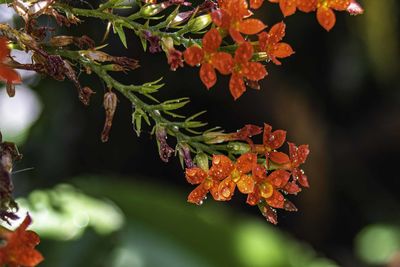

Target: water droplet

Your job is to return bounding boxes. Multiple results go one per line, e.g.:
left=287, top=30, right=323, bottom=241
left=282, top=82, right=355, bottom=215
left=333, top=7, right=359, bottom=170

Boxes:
left=221, top=187, right=231, bottom=198
left=198, top=200, right=203, bottom=205
left=154, top=110, right=161, bottom=116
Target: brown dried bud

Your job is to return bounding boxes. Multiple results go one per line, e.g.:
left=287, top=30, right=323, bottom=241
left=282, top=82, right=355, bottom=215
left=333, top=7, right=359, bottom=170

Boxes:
left=49, top=36, right=74, bottom=47
left=155, top=126, right=174, bottom=162
left=6, top=83, right=16, bottom=98
left=80, top=86, right=95, bottom=105
left=101, top=91, right=118, bottom=142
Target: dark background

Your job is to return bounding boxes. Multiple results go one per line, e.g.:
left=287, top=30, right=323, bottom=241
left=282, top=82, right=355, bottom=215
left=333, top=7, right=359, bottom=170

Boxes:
left=4, top=0, right=400, bottom=266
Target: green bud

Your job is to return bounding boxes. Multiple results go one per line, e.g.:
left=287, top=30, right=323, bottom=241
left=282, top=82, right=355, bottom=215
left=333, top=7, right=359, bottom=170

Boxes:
left=227, top=142, right=251, bottom=154
left=188, top=14, right=212, bottom=33
left=140, top=3, right=166, bottom=17
left=194, top=152, right=209, bottom=171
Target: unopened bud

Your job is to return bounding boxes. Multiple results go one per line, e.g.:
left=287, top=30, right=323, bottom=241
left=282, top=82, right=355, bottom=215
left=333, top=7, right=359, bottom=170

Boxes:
left=194, top=152, right=209, bottom=171
left=188, top=14, right=212, bottom=33
left=6, top=83, right=15, bottom=98
left=155, top=126, right=174, bottom=162
left=101, top=91, right=118, bottom=142
left=140, top=3, right=168, bottom=17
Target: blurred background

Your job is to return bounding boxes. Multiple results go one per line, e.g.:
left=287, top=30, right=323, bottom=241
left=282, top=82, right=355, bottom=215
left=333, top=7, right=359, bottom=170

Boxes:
left=1, top=0, right=400, bottom=266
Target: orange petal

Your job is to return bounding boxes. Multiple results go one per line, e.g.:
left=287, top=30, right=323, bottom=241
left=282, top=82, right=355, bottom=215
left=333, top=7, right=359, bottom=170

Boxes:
left=252, top=164, right=267, bottom=182
left=317, top=6, right=336, bottom=31
left=0, top=66, right=21, bottom=84
left=292, top=168, right=309, bottom=187
left=187, top=184, right=208, bottom=204
left=267, top=170, right=290, bottom=188
left=218, top=177, right=236, bottom=200
left=268, top=22, right=286, bottom=44
left=229, top=73, right=246, bottom=100
left=236, top=153, right=257, bottom=173
left=280, top=0, right=297, bottom=17
left=269, top=151, right=290, bottom=164
left=272, top=42, right=294, bottom=59
left=329, top=0, right=350, bottom=11
left=283, top=182, right=301, bottom=194
left=259, top=181, right=274, bottom=198
left=199, top=63, right=216, bottom=89
left=237, top=174, right=255, bottom=194
left=265, top=128, right=286, bottom=149
left=246, top=190, right=260, bottom=205
left=211, top=9, right=231, bottom=29
left=209, top=154, right=234, bottom=180
left=260, top=205, right=278, bottom=224
left=266, top=190, right=285, bottom=208
left=258, top=31, right=268, bottom=51
left=229, top=28, right=245, bottom=44
left=0, top=37, right=10, bottom=61
left=183, top=46, right=204, bottom=66
left=202, top=28, right=222, bottom=53
left=250, top=0, right=264, bottom=9
left=239, top=19, right=266, bottom=35
left=234, top=41, right=254, bottom=63
left=242, top=62, right=267, bottom=81
left=185, top=167, right=207, bottom=185
left=296, top=0, right=317, bottom=12
left=211, top=52, right=233, bottom=75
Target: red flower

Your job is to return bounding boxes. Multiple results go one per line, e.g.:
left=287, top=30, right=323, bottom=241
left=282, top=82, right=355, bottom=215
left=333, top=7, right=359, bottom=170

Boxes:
left=0, top=37, right=21, bottom=87
left=183, top=29, right=233, bottom=89
left=229, top=42, right=267, bottom=100
left=185, top=166, right=220, bottom=204
left=0, top=215, right=44, bottom=267
left=316, top=0, right=350, bottom=31
left=258, top=22, right=294, bottom=65
left=212, top=0, right=266, bottom=43
left=288, top=142, right=310, bottom=187
left=261, top=123, right=290, bottom=165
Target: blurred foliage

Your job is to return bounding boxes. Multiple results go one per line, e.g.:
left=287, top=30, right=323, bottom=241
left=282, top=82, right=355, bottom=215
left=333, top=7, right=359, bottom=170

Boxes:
left=15, top=177, right=339, bottom=267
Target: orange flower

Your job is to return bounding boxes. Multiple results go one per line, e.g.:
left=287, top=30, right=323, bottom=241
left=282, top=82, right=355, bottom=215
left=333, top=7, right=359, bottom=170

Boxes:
left=183, top=29, right=233, bottom=89
left=212, top=0, right=266, bottom=43
left=215, top=153, right=257, bottom=200
left=185, top=167, right=220, bottom=204
left=261, top=123, right=290, bottom=165
left=0, top=37, right=21, bottom=87
left=230, top=42, right=267, bottom=100
left=316, top=0, right=350, bottom=31
left=0, top=215, right=44, bottom=267
left=269, top=0, right=297, bottom=17
left=258, top=22, right=294, bottom=65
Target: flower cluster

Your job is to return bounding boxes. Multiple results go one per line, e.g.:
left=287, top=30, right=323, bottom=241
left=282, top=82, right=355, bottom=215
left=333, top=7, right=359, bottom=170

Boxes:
left=185, top=123, right=309, bottom=224
left=270, top=0, right=364, bottom=31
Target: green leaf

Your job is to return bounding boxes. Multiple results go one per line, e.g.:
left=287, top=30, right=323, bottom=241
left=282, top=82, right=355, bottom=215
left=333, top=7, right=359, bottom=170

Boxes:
left=114, top=24, right=128, bottom=48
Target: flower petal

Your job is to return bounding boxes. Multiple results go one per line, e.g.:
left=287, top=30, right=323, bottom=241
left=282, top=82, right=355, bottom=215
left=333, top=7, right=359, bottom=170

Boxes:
left=211, top=52, right=233, bottom=75
left=280, top=0, right=297, bottom=17
left=199, top=63, right=217, bottom=89
left=210, top=154, right=234, bottom=180
left=268, top=22, right=286, bottom=44
left=202, top=28, right=222, bottom=53
left=269, top=151, right=290, bottom=164
left=183, top=46, right=204, bottom=66
left=235, top=41, right=254, bottom=63
left=239, top=18, right=266, bottom=35
left=296, top=0, right=317, bottom=12
left=218, top=177, right=236, bottom=200
left=250, top=0, right=264, bottom=9
left=317, top=6, right=336, bottom=31
left=0, top=37, right=10, bottom=61
left=266, top=190, right=285, bottom=208
left=236, top=153, right=257, bottom=173
left=0, top=66, right=22, bottom=84
left=267, top=170, right=290, bottom=188
left=330, top=0, right=350, bottom=11
left=272, top=42, right=294, bottom=59
left=260, top=205, right=278, bottom=224
left=185, top=167, right=207, bottom=184
left=187, top=184, right=208, bottom=204
left=229, top=73, right=246, bottom=100
left=242, top=62, right=267, bottom=81
left=237, top=174, right=255, bottom=194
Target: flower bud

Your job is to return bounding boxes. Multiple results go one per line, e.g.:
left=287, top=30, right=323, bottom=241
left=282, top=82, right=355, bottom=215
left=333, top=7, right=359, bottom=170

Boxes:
left=155, top=126, right=174, bottom=162
left=188, top=14, right=212, bottom=33
left=140, top=3, right=167, bottom=17
left=101, top=91, right=118, bottom=142
left=6, top=83, right=15, bottom=98
left=194, top=152, right=209, bottom=171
